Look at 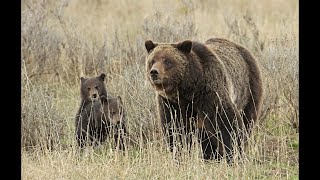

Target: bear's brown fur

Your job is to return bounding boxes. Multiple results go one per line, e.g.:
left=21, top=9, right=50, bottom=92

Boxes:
left=96, top=95, right=127, bottom=150
left=79, top=73, right=108, bottom=102
left=75, top=73, right=126, bottom=149
left=145, top=38, right=263, bottom=162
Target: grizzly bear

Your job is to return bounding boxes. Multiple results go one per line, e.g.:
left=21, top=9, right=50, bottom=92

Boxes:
left=96, top=95, right=127, bottom=150
left=75, top=73, right=127, bottom=150
left=145, top=38, right=263, bottom=162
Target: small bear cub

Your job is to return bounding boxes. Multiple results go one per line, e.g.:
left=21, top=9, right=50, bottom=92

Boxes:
left=75, top=73, right=127, bottom=150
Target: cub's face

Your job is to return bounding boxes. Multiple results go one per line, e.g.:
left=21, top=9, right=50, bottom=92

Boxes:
left=145, top=40, right=192, bottom=97
left=80, top=73, right=106, bottom=101
left=102, top=96, right=124, bottom=125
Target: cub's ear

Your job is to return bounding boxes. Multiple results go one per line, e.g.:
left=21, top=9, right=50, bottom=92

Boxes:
left=100, top=95, right=108, bottom=101
left=80, top=77, right=87, bottom=84
left=145, top=40, right=157, bottom=53
left=98, top=73, right=106, bottom=81
left=177, top=40, right=192, bottom=53
left=117, top=95, right=123, bottom=104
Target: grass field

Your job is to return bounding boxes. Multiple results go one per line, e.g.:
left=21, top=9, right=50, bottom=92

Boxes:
left=22, top=0, right=299, bottom=179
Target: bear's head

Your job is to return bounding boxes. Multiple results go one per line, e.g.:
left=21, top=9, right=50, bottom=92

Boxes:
left=145, top=40, right=196, bottom=99
left=80, top=73, right=107, bottom=101
left=101, top=95, right=125, bottom=125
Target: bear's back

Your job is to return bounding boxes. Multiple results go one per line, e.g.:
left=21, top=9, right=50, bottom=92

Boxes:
left=203, top=38, right=253, bottom=109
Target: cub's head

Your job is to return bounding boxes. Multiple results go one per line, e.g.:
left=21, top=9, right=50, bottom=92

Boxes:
left=145, top=40, right=193, bottom=98
left=80, top=73, right=107, bottom=101
left=101, top=96, right=125, bottom=125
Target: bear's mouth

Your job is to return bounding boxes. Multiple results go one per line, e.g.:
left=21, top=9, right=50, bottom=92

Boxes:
left=150, top=78, right=165, bottom=89
left=152, top=80, right=175, bottom=94
left=90, top=97, right=99, bottom=101
left=152, top=79, right=163, bottom=84
left=90, top=95, right=100, bottom=101
left=149, top=74, right=164, bottom=85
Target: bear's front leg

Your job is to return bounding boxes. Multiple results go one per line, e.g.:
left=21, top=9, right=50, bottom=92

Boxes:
left=75, top=115, right=87, bottom=148
left=114, top=123, right=127, bottom=151
left=157, top=95, right=182, bottom=154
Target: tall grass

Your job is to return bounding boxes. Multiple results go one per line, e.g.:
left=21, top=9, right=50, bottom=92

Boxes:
left=22, top=0, right=298, bottom=179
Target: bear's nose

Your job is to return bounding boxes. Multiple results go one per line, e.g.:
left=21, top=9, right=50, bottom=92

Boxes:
left=150, top=69, right=159, bottom=76
left=92, top=94, right=97, bottom=98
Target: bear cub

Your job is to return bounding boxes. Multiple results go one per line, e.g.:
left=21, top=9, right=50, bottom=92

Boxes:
left=94, top=95, right=127, bottom=150
left=75, top=73, right=127, bottom=150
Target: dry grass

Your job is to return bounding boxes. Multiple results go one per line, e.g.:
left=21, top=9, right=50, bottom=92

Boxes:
left=22, top=0, right=298, bottom=179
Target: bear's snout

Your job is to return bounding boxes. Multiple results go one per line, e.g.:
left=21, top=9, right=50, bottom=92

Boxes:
left=150, top=68, right=159, bottom=78
left=150, top=68, right=162, bottom=83
left=90, top=93, right=98, bottom=101
left=149, top=66, right=164, bottom=85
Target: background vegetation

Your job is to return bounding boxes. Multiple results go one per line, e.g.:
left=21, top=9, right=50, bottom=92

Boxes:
left=22, top=0, right=298, bottom=179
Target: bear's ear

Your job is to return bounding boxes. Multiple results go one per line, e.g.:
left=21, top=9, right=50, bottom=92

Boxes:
left=80, top=77, right=87, bottom=84
left=177, top=40, right=192, bottom=53
left=100, top=95, right=108, bottom=101
left=117, top=95, right=123, bottom=104
left=98, top=73, right=106, bottom=81
left=145, top=40, right=157, bottom=53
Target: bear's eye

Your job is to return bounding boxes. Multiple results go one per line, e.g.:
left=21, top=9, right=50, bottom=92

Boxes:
left=164, top=59, right=172, bottom=66
left=88, top=87, right=91, bottom=91
left=95, top=86, right=98, bottom=89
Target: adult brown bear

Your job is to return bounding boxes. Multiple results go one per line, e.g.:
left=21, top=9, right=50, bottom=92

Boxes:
left=145, top=38, right=263, bottom=162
